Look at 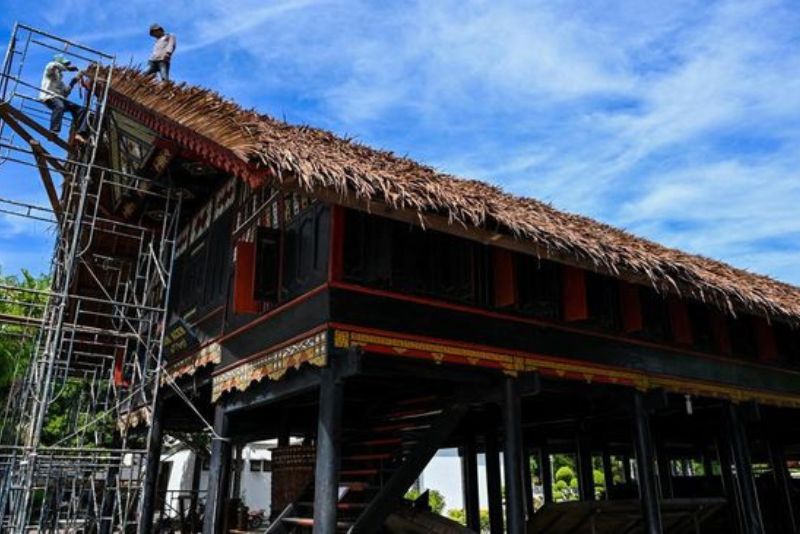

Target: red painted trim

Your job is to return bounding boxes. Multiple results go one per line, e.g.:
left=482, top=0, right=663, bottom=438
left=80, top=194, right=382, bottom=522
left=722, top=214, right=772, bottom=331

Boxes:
left=562, top=266, right=588, bottom=322
left=166, top=283, right=328, bottom=366
left=212, top=323, right=329, bottom=375
left=328, top=205, right=346, bottom=282
left=221, top=283, right=328, bottom=343
left=329, top=280, right=800, bottom=376
left=191, top=305, right=225, bottom=328
left=329, top=322, right=800, bottom=401
left=107, top=92, right=272, bottom=187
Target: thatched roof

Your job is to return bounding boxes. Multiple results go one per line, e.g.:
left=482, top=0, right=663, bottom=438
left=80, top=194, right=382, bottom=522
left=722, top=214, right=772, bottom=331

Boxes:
left=103, top=68, right=800, bottom=326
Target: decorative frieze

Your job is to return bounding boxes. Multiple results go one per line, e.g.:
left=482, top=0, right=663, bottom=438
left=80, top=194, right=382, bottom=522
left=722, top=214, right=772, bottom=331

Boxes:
left=163, top=342, right=222, bottom=383
left=211, top=331, right=328, bottom=401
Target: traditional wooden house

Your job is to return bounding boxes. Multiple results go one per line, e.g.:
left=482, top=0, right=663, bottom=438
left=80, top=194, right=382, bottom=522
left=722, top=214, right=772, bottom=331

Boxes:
left=102, top=69, right=800, bottom=534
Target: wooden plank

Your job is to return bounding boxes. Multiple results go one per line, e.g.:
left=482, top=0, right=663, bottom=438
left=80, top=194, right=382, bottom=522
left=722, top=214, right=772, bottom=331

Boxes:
left=620, top=281, right=643, bottom=333
left=562, top=266, right=588, bottom=322
left=232, top=241, right=258, bottom=314
left=29, top=140, right=63, bottom=219
left=753, top=317, right=779, bottom=363
left=328, top=204, right=346, bottom=281
left=669, top=299, right=693, bottom=346
left=492, top=247, right=517, bottom=308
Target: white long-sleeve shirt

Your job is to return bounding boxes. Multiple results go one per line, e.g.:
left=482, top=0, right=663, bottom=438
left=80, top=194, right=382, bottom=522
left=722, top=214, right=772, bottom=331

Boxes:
left=150, top=34, right=177, bottom=62
left=39, top=61, right=71, bottom=101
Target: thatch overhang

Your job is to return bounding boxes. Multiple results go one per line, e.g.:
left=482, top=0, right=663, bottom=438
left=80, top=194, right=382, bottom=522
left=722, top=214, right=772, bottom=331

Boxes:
left=100, top=68, right=800, bottom=327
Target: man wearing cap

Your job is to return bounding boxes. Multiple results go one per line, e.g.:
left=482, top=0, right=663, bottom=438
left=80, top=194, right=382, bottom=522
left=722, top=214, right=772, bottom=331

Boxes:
left=39, top=54, right=88, bottom=143
left=145, top=24, right=176, bottom=81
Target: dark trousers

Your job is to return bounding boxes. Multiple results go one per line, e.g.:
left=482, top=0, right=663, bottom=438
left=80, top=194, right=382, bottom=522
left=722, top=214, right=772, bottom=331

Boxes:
left=44, top=97, right=87, bottom=136
left=146, top=60, right=170, bottom=81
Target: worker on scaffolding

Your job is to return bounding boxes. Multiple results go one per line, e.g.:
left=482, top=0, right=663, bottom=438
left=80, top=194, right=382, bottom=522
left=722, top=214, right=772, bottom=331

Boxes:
left=145, top=24, right=176, bottom=81
left=39, top=54, right=89, bottom=144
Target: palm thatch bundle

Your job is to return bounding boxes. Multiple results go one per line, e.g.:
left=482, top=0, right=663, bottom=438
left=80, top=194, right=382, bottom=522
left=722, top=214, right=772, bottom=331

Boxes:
left=102, top=68, right=800, bottom=326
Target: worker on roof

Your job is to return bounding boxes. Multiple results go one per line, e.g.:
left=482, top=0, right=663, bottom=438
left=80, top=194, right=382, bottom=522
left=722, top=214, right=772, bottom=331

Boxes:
left=145, top=24, right=176, bottom=81
left=39, top=54, right=89, bottom=144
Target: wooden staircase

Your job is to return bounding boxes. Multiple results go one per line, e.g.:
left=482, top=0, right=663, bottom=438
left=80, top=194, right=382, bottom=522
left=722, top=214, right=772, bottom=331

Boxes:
left=268, top=394, right=468, bottom=533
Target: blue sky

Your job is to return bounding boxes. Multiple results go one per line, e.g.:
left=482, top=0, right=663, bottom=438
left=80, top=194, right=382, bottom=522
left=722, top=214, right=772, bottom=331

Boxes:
left=0, top=0, right=798, bottom=284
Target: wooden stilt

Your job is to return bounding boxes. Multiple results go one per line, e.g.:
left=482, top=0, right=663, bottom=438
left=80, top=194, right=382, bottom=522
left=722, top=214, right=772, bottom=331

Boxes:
left=485, top=418, right=504, bottom=534
left=503, top=377, right=526, bottom=534
left=522, top=445, right=535, bottom=519
left=726, top=403, right=765, bottom=534
left=203, top=406, right=231, bottom=534
left=633, top=391, right=663, bottom=534
left=460, top=433, right=480, bottom=532
left=541, top=447, right=553, bottom=505
left=137, top=396, right=165, bottom=534
left=577, top=428, right=595, bottom=502
left=602, top=445, right=614, bottom=500
left=769, top=438, right=796, bottom=533
left=312, top=366, right=343, bottom=534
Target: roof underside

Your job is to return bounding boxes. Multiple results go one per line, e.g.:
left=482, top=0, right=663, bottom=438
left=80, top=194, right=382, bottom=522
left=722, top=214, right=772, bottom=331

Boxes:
left=102, top=68, right=800, bottom=326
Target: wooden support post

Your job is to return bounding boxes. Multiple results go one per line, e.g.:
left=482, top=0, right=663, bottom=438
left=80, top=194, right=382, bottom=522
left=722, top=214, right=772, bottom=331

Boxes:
left=602, top=445, right=614, bottom=500
left=313, top=366, right=343, bottom=534
left=138, top=397, right=165, bottom=534
left=203, top=406, right=231, bottom=534
left=633, top=391, right=663, bottom=534
left=232, top=443, right=243, bottom=503
left=503, top=377, right=526, bottom=534
left=655, top=435, right=673, bottom=499
left=769, top=439, right=797, bottom=534
left=278, top=408, right=291, bottom=447
left=485, top=418, right=504, bottom=534
left=522, top=445, right=535, bottom=519
left=460, top=433, right=480, bottom=532
left=577, top=429, right=595, bottom=502
left=725, top=403, right=765, bottom=534
left=541, top=447, right=553, bottom=505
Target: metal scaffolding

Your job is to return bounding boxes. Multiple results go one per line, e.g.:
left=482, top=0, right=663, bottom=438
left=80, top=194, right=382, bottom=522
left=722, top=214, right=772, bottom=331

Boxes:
left=0, top=23, right=181, bottom=532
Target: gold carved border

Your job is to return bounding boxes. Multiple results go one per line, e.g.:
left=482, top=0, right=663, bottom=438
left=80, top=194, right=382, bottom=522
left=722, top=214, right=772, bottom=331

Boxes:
left=212, top=331, right=328, bottom=401
left=163, top=342, right=222, bottom=384
left=333, top=328, right=800, bottom=409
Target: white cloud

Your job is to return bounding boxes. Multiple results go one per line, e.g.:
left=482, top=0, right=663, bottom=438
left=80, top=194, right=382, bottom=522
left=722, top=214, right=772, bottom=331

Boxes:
left=1, top=0, right=798, bottom=284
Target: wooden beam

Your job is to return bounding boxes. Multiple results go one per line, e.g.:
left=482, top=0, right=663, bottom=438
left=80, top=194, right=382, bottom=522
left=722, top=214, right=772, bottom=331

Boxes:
left=753, top=317, right=779, bottom=363
left=29, top=140, right=63, bottom=219
left=0, top=101, right=69, bottom=150
left=232, top=240, right=258, bottom=314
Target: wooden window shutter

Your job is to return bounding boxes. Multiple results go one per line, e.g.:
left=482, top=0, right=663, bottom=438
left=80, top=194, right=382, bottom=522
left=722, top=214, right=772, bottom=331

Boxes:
left=753, top=317, right=778, bottom=362
left=619, top=281, right=643, bottom=333
left=710, top=312, right=732, bottom=356
left=562, top=266, right=588, bottom=322
left=233, top=241, right=259, bottom=314
left=492, top=248, right=516, bottom=308
left=668, top=299, right=693, bottom=346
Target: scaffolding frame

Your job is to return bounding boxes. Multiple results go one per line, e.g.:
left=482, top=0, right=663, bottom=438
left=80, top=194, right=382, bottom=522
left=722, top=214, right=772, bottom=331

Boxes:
left=0, top=23, right=182, bottom=532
